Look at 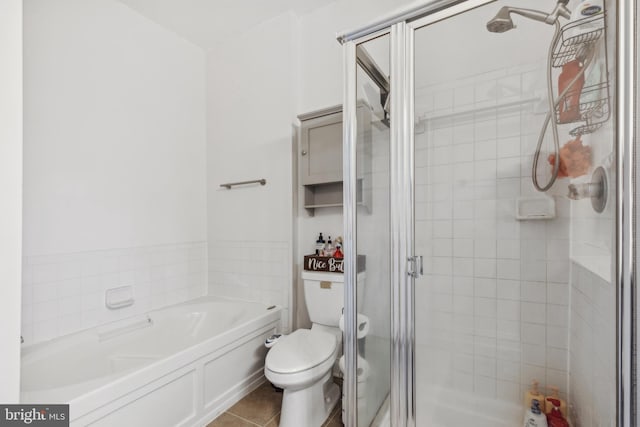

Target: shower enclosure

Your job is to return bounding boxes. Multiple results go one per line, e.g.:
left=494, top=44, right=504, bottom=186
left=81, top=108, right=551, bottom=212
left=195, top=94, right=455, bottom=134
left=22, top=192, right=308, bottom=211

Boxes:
left=340, top=0, right=636, bottom=426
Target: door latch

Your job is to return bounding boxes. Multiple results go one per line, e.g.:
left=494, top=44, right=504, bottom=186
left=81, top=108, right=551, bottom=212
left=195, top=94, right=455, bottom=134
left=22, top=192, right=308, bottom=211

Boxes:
left=407, top=255, right=423, bottom=278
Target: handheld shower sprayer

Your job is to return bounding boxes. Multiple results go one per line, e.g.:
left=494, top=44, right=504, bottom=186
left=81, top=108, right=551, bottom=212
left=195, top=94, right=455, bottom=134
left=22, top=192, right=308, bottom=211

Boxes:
left=486, top=0, right=582, bottom=192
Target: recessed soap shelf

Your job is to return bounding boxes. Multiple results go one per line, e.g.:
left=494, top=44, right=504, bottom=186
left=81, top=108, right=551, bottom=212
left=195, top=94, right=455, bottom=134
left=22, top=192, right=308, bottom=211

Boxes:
left=516, top=196, right=556, bottom=221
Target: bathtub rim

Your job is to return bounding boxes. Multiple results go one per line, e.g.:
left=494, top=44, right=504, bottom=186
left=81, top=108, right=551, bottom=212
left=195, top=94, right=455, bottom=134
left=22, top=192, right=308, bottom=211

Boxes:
left=20, top=295, right=282, bottom=420
left=21, top=295, right=276, bottom=355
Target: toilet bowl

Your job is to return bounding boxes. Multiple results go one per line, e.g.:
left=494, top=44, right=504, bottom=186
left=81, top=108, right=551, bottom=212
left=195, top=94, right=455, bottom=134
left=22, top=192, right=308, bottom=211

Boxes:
left=265, top=328, right=340, bottom=427
left=264, top=270, right=365, bottom=426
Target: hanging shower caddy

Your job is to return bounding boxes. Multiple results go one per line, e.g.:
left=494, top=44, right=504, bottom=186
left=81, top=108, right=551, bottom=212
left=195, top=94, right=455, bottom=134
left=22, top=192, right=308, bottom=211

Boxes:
left=551, top=13, right=610, bottom=136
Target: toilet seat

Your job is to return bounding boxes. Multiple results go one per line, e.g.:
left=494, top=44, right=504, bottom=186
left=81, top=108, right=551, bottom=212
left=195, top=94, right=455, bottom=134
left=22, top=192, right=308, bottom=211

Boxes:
left=265, top=329, right=336, bottom=375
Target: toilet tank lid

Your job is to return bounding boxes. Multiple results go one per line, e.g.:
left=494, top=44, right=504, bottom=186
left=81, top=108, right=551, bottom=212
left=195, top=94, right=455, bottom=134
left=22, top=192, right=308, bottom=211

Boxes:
left=301, top=271, right=366, bottom=282
left=266, top=329, right=336, bottom=374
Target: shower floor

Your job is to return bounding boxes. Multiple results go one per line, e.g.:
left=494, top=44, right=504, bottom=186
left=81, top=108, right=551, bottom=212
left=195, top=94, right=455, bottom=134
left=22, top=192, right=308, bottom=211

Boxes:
left=416, top=387, right=522, bottom=427
left=375, top=387, right=522, bottom=427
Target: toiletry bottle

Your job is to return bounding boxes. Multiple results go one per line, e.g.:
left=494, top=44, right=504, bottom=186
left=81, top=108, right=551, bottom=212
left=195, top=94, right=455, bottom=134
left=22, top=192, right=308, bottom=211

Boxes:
left=315, top=233, right=325, bottom=256
left=558, top=59, right=585, bottom=123
left=545, top=398, right=569, bottom=427
left=524, top=380, right=546, bottom=413
left=325, top=236, right=334, bottom=257
left=544, top=386, right=567, bottom=418
left=566, top=0, right=604, bottom=39
left=334, top=243, right=343, bottom=259
left=524, top=399, right=548, bottom=427
left=570, top=0, right=603, bottom=25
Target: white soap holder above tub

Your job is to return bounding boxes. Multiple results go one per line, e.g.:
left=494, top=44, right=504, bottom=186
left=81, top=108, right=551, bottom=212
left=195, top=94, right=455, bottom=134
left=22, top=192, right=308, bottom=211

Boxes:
left=515, top=196, right=555, bottom=220
left=105, top=285, right=134, bottom=309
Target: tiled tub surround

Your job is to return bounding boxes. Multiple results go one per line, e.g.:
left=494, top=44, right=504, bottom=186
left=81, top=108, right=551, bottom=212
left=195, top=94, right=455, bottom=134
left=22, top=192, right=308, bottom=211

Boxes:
left=414, top=61, right=572, bottom=408
left=208, top=240, right=292, bottom=332
left=21, top=242, right=207, bottom=345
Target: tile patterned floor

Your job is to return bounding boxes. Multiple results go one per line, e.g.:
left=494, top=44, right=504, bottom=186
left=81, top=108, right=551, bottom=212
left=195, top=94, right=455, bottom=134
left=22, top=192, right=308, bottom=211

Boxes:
left=207, top=380, right=343, bottom=427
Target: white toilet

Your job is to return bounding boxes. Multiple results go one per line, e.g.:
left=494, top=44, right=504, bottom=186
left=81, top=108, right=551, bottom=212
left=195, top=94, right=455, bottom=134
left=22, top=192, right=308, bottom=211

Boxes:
left=264, top=271, right=364, bottom=427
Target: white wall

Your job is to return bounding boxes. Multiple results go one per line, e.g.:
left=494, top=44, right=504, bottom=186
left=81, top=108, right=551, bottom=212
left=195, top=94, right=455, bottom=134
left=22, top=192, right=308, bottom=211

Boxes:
left=23, top=0, right=207, bottom=344
left=0, top=0, right=23, bottom=403
left=206, top=12, right=296, bottom=331
left=24, top=0, right=207, bottom=256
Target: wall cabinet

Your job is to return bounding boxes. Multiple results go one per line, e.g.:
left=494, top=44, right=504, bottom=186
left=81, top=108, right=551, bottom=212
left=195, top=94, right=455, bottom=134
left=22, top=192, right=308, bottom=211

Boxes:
left=298, top=104, right=371, bottom=214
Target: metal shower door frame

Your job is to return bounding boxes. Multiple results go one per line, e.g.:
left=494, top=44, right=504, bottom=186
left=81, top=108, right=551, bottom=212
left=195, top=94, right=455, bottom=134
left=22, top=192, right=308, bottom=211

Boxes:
left=342, top=38, right=358, bottom=427
left=342, top=21, right=416, bottom=427
left=341, top=1, right=636, bottom=426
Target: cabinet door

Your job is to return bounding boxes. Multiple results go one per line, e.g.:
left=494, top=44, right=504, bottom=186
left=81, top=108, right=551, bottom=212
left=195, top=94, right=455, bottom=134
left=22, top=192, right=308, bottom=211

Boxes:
left=300, top=111, right=343, bottom=186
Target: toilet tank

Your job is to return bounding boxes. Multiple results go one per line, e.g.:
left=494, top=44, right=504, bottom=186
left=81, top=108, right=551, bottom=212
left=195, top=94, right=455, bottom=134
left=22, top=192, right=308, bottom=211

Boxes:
left=302, top=271, right=365, bottom=327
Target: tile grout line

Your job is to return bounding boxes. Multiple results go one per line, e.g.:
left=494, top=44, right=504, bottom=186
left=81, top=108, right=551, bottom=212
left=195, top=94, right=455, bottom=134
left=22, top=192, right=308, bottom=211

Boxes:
left=322, top=403, right=342, bottom=427
left=223, top=412, right=263, bottom=427
left=263, top=411, right=281, bottom=426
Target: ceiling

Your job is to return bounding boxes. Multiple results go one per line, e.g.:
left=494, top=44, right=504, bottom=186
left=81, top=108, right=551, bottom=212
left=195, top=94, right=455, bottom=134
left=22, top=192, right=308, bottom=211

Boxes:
left=116, top=0, right=335, bottom=49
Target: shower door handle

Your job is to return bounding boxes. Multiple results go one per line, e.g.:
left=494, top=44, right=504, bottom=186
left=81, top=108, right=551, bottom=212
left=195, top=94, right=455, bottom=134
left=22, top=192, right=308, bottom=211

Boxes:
left=408, top=256, right=423, bottom=278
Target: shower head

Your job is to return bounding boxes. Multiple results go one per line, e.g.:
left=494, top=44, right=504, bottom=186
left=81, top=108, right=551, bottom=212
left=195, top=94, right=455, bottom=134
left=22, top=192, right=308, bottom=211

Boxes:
left=486, top=1, right=571, bottom=33
left=486, top=7, right=515, bottom=33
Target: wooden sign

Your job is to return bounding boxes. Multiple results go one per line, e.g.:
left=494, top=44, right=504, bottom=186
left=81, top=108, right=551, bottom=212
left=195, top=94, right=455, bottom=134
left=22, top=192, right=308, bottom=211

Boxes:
left=303, top=255, right=366, bottom=273
left=304, top=256, right=344, bottom=273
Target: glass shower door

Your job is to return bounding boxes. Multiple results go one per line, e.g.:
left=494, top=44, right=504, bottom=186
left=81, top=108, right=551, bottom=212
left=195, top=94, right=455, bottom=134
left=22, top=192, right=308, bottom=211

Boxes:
left=352, top=34, right=392, bottom=427
left=410, top=1, right=617, bottom=426
left=342, top=0, right=631, bottom=425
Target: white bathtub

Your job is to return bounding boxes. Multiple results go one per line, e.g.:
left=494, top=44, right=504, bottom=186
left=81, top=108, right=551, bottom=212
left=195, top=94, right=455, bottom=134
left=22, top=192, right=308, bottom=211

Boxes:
left=21, top=297, right=282, bottom=426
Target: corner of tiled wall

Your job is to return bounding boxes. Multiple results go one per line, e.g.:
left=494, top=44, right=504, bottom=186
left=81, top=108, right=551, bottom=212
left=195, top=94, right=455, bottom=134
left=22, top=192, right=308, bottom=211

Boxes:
left=21, top=242, right=208, bottom=345
left=568, top=261, right=616, bottom=426
left=208, top=240, right=292, bottom=332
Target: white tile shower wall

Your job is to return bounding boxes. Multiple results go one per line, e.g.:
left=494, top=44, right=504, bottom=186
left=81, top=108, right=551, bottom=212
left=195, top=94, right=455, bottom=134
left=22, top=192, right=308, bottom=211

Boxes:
left=414, top=61, right=572, bottom=403
left=568, top=261, right=615, bottom=426
left=569, top=0, right=616, bottom=283
left=208, top=241, right=291, bottom=332
left=21, top=242, right=207, bottom=345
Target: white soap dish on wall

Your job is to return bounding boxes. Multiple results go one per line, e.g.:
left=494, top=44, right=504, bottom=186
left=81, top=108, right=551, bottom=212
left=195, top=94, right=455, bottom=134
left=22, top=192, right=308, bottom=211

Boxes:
left=516, top=196, right=556, bottom=220
left=105, top=285, right=134, bottom=309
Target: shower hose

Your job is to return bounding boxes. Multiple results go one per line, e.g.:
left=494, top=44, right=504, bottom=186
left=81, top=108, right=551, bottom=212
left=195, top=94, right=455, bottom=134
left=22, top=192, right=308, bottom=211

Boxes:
left=532, top=21, right=595, bottom=192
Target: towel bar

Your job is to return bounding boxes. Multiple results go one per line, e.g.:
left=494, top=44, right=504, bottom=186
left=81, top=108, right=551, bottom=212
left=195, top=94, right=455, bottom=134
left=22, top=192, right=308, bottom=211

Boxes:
left=220, top=179, right=266, bottom=189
